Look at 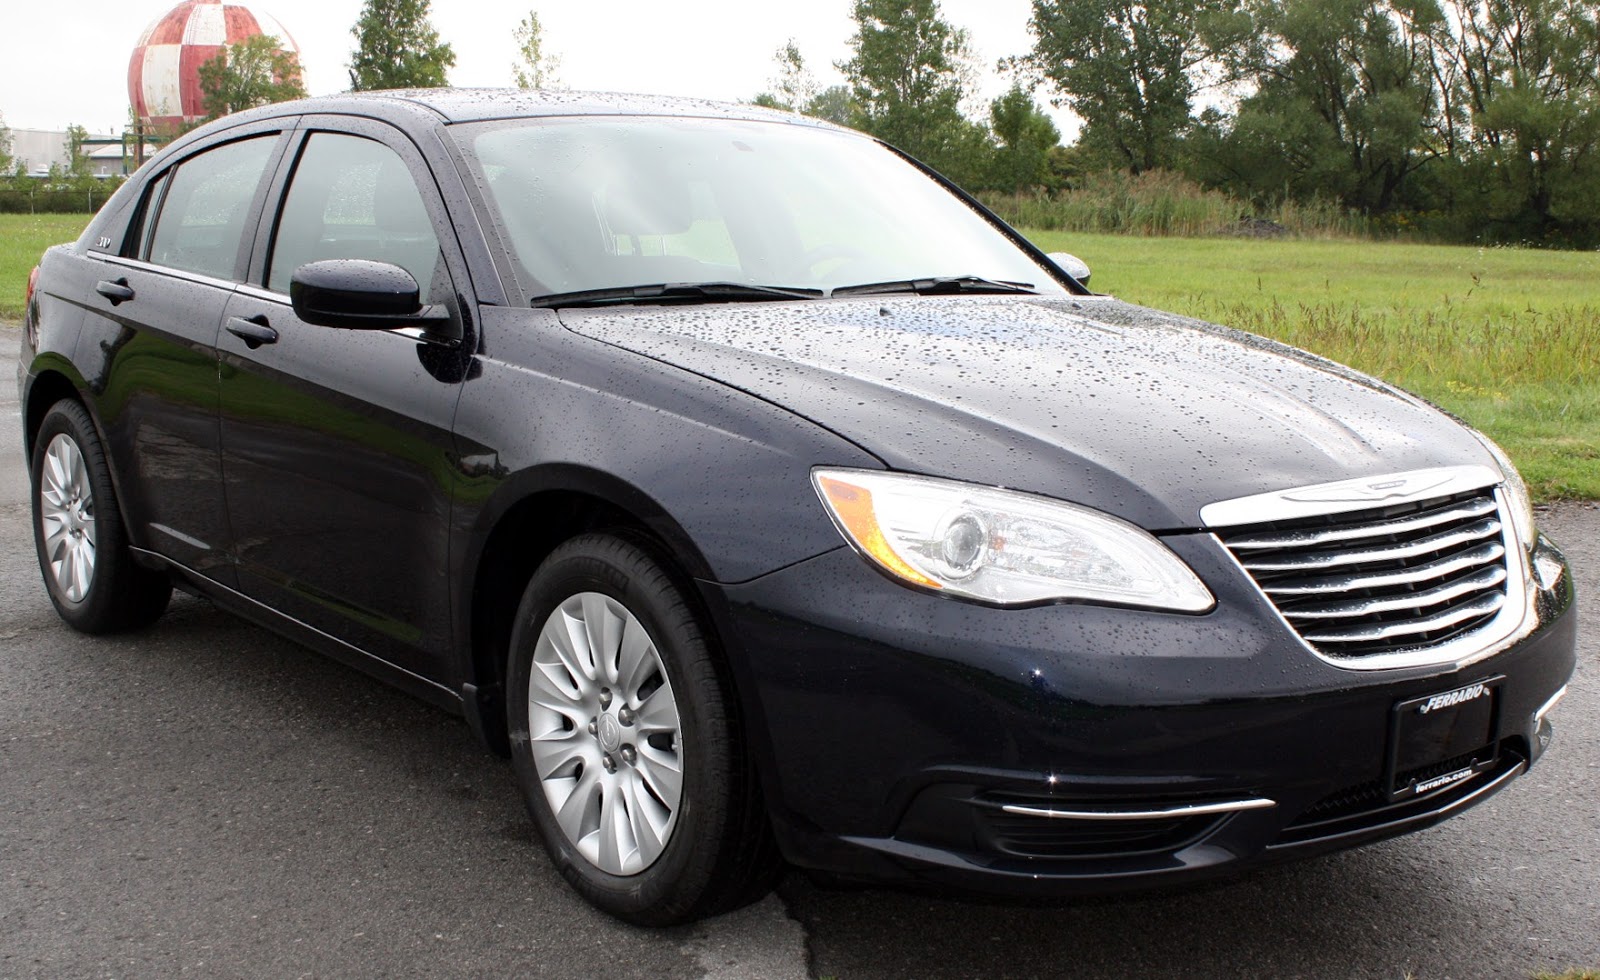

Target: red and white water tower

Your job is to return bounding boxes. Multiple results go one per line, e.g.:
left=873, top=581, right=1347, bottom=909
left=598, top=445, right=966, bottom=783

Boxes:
left=127, top=0, right=300, bottom=130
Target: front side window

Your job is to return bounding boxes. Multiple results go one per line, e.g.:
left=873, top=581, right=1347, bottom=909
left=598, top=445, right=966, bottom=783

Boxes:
left=453, top=116, right=1067, bottom=300
left=145, top=136, right=277, bottom=280
left=267, top=132, right=443, bottom=301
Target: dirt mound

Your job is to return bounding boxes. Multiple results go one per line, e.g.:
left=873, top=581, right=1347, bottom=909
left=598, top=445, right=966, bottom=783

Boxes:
left=1229, top=217, right=1290, bottom=239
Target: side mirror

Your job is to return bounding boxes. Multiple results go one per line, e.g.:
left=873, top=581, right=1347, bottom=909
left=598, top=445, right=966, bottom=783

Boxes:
left=1046, top=252, right=1091, bottom=287
left=290, top=259, right=449, bottom=330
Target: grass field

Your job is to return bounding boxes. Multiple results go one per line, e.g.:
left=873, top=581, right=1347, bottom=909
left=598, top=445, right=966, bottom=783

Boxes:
left=1, top=214, right=1594, bottom=499
left=0, top=213, right=87, bottom=319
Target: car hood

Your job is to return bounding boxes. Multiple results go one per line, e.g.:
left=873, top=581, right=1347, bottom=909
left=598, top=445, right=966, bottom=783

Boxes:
left=557, top=295, right=1494, bottom=529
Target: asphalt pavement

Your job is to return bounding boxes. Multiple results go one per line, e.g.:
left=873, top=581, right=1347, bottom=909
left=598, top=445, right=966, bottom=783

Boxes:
left=0, top=323, right=1594, bottom=979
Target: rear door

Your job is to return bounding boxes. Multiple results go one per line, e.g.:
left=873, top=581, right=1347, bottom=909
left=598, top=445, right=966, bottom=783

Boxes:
left=71, top=124, right=289, bottom=585
left=216, top=116, right=472, bottom=680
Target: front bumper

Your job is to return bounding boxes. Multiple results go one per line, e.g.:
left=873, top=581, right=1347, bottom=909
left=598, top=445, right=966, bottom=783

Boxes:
left=703, top=531, right=1577, bottom=896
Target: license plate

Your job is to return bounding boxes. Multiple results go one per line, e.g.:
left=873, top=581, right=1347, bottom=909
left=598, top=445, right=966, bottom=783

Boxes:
left=1385, top=676, right=1502, bottom=801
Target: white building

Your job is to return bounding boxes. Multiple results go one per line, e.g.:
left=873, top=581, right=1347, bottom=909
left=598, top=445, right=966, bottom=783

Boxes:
left=10, top=129, right=71, bottom=175
left=7, top=129, right=151, bottom=177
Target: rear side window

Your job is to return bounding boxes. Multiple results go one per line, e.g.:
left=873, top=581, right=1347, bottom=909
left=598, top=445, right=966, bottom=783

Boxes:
left=145, top=136, right=277, bottom=281
left=267, top=132, right=443, bottom=301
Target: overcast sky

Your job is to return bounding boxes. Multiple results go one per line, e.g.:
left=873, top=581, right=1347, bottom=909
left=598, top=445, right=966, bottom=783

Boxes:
left=1, top=0, right=1078, bottom=137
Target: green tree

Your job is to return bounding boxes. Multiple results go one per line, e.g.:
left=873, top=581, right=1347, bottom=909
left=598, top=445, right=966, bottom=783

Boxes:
left=988, top=84, right=1061, bottom=191
left=197, top=33, right=307, bottom=121
left=805, top=85, right=859, bottom=126
left=837, top=0, right=990, bottom=183
left=752, top=41, right=860, bottom=125
left=1449, top=0, right=1600, bottom=241
left=754, top=40, right=819, bottom=112
left=348, top=0, right=456, bottom=91
left=511, top=9, right=560, bottom=89
left=65, top=124, right=91, bottom=176
left=0, top=112, right=13, bottom=174
left=1208, top=0, right=1449, bottom=213
left=1023, top=0, right=1240, bottom=173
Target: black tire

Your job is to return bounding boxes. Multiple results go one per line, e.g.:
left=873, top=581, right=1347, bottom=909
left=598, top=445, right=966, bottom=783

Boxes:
left=506, top=532, right=778, bottom=925
left=30, top=400, right=172, bottom=633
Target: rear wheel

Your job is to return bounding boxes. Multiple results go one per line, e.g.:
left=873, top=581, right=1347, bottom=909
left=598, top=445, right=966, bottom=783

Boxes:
left=506, top=532, right=777, bottom=925
left=31, top=400, right=171, bottom=633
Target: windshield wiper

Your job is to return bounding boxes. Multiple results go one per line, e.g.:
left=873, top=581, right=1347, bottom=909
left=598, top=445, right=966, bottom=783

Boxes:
left=829, top=276, right=1037, bottom=298
left=532, top=282, right=824, bottom=309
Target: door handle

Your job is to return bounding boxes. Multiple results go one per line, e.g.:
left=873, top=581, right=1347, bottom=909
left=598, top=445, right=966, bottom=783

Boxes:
left=95, top=279, right=135, bottom=304
left=226, top=315, right=279, bottom=350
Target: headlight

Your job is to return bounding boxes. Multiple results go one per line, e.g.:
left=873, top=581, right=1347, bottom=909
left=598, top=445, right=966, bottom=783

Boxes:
left=1468, top=429, right=1536, bottom=551
left=812, top=468, right=1214, bottom=612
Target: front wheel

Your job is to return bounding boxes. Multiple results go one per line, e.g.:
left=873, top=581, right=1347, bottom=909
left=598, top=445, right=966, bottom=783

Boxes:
left=506, top=533, right=777, bottom=925
left=30, top=400, right=171, bottom=633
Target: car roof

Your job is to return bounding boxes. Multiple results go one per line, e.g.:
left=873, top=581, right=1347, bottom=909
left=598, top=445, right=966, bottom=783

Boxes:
left=253, top=87, right=848, bottom=131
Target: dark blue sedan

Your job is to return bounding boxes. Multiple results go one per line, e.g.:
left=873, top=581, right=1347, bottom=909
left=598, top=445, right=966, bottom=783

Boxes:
left=18, top=89, right=1576, bottom=925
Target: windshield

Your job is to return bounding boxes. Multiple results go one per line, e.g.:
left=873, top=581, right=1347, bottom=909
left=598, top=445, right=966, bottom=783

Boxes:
left=452, top=116, right=1068, bottom=302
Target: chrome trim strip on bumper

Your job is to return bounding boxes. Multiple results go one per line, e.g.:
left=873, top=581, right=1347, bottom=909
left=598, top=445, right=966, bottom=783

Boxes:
left=1535, top=685, right=1569, bottom=726
left=999, top=797, right=1277, bottom=821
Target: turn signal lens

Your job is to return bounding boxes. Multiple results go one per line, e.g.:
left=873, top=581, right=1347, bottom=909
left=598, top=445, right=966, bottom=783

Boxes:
left=813, top=473, right=941, bottom=589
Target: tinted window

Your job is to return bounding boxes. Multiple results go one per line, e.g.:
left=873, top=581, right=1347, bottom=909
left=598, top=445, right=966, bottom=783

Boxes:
left=146, top=136, right=277, bottom=280
left=268, top=133, right=442, bottom=300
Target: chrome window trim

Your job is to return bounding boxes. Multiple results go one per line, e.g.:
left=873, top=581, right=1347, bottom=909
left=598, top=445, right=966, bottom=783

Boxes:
left=1209, top=483, right=1535, bottom=672
left=999, top=797, right=1277, bottom=821
left=1199, top=465, right=1500, bottom=528
left=90, top=252, right=240, bottom=293
left=236, top=283, right=283, bottom=304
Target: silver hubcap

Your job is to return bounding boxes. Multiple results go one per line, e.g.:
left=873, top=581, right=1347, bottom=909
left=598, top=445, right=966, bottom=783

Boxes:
left=39, top=433, right=97, bottom=603
left=527, top=592, right=683, bottom=876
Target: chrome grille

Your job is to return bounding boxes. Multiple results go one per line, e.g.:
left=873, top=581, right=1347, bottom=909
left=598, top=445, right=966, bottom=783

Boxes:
left=1218, top=490, right=1513, bottom=661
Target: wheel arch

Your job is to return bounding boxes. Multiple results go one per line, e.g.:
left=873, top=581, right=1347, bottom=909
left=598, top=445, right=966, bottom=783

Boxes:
left=459, top=465, right=722, bottom=756
left=21, top=365, right=153, bottom=557
left=22, top=366, right=89, bottom=462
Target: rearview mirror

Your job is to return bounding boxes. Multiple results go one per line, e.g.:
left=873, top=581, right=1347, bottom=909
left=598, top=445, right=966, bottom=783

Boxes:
left=290, top=259, right=449, bottom=330
left=1046, top=252, right=1091, bottom=287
